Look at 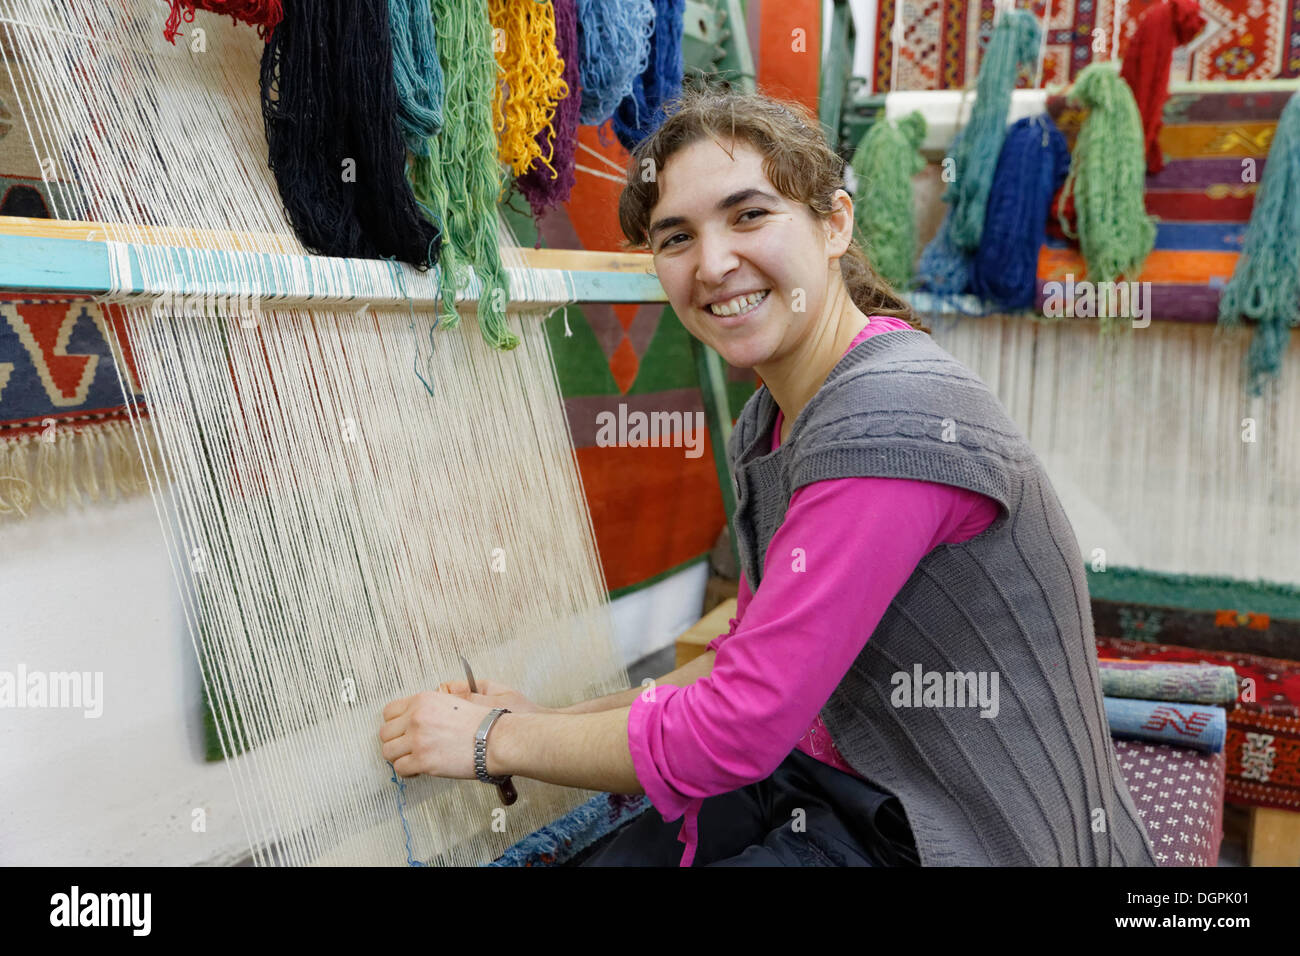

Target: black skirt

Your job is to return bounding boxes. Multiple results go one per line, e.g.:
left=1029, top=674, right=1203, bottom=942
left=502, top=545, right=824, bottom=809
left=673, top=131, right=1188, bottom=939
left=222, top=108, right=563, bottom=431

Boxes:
left=581, top=748, right=921, bottom=867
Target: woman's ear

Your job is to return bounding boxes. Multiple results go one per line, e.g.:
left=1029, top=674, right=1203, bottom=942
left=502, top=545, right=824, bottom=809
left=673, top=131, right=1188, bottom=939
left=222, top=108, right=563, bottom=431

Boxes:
left=825, top=189, right=855, bottom=259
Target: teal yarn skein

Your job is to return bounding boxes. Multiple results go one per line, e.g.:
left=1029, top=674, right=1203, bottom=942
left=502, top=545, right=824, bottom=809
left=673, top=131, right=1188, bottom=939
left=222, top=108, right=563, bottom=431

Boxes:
left=1217, top=90, right=1300, bottom=396
left=947, top=8, right=1041, bottom=251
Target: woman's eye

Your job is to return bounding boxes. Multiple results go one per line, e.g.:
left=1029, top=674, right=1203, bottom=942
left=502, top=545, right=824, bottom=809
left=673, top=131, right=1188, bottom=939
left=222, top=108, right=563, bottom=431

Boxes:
left=660, top=211, right=765, bottom=250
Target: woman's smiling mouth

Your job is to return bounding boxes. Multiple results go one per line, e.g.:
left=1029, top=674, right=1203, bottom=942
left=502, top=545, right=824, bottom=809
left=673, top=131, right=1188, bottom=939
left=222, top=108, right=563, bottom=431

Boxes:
left=706, top=289, right=770, bottom=327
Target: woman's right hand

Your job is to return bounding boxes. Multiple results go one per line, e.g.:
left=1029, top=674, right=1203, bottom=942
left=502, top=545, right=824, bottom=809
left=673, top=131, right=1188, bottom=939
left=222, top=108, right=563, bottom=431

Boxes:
left=436, top=678, right=559, bottom=715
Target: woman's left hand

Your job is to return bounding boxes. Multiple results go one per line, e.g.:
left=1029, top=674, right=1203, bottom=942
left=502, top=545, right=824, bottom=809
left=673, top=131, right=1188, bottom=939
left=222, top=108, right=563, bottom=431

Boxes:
left=379, top=690, right=494, bottom=780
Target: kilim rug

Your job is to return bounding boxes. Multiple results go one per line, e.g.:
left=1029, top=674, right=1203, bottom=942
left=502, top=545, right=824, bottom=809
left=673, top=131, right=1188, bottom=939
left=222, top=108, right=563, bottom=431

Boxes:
left=1113, top=737, right=1225, bottom=865
left=1099, top=636, right=1300, bottom=811
left=1040, top=86, right=1296, bottom=321
left=873, top=0, right=1300, bottom=93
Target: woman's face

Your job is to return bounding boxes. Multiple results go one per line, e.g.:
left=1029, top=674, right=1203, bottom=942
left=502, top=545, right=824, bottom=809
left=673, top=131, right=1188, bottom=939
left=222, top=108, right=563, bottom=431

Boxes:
left=647, top=136, right=842, bottom=370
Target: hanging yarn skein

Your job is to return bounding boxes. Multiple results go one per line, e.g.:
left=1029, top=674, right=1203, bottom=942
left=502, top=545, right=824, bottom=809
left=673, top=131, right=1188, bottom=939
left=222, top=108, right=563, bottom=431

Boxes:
left=1120, top=0, right=1206, bottom=175
left=947, top=7, right=1041, bottom=250
left=1217, top=90, right=1300, bottom=397
left=916, top=126, right=973, bottom=298
left=260, top=0, right=443, bottom=269
left=850, top=111, right=927, bottom=289
left=971, top=114, right=1070, bottom=311
left=490, top=0, right=569, bottom=181
left=611, top=0, right=685, bottom=153
left=163, top=0, right=282, bottom=43
left=389, top=0, right=445, bottom=156
left=516, top=0, right=582, bottom=223
left=1056, top=62, right=1156, bottom=329
left=409, top=0, right=519, bottom=350
left=574, top=0, right=654, bottom=128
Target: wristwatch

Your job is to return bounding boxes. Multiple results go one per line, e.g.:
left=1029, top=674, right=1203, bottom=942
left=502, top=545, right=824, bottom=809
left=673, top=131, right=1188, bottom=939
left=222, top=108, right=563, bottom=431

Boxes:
left=474, top=707, right=512, bottom=786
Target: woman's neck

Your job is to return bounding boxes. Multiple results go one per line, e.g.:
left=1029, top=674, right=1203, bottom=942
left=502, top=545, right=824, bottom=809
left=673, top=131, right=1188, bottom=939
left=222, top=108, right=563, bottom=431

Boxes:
left=759, top=278, right=870, bottom=437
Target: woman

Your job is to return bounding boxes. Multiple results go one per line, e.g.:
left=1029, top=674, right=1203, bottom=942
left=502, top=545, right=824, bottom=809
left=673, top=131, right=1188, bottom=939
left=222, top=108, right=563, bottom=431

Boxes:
left=379, top=88, right=1157, bottom=867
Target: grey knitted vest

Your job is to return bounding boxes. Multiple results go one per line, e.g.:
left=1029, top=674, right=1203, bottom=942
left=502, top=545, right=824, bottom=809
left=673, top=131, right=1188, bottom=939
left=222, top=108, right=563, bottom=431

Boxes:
left=727, top=328, right=1157, bottom=866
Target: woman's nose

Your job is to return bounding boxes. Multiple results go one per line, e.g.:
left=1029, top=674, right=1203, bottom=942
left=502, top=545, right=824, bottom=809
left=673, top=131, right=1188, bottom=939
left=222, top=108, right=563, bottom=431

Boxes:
left=694, top=233, right=740, bottom=286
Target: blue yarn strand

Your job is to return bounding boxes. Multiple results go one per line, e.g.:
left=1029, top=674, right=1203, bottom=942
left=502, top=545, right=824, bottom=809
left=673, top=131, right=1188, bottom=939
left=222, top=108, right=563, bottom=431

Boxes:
left=611, top=0, right=684, bottom=152
left=388, top=762, right=428, bottom=867
left=574, top=0, right=655, bottom=126
left=971, top=114, right=1070, bottom=310
left=1217, top=90, right=1300, bottom=396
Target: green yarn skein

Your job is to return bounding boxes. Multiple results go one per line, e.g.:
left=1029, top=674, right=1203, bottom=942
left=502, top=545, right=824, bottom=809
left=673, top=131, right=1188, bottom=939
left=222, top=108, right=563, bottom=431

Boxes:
left=851, top=111, right=927, bottom=289
left=409, top=0, right=519, bottom=351
left=1057, top=62, right=1156, bottom=300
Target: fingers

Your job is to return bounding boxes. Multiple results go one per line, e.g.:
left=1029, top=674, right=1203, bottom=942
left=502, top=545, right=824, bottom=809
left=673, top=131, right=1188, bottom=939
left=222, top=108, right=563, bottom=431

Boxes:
left=378, top=713, right=408, bottom=743
left=381, top=733, right=413, bottom=763
left=382, top=695, right=413, bottom=720
left=392, top=754, right=419, bottom=778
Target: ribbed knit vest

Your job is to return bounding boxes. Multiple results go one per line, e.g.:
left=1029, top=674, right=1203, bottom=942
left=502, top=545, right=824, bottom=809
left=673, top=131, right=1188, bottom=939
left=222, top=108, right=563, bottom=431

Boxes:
left=728, top=328, right=1157, bottom=865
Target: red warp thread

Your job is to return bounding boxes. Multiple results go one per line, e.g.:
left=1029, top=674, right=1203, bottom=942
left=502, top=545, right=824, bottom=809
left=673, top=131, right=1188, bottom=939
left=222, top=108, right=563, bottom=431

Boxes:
left=1119, top=0, right=1206, bottom=174
left=163, top=1, right=284, bottom=45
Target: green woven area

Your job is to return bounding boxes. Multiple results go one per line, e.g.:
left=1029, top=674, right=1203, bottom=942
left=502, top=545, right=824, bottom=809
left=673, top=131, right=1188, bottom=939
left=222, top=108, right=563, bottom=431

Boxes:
left=1086, top=566, right=1300, bottom=621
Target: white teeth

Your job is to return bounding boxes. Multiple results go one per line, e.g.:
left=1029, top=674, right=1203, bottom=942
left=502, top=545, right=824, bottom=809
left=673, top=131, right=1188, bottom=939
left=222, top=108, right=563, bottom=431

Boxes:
left=708, top=290, right=769, bottom=316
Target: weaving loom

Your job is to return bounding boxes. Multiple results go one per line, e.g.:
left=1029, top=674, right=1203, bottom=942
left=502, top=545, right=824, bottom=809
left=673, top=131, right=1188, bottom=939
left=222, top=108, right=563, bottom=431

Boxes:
left=0, top=1, right=682, bottom=865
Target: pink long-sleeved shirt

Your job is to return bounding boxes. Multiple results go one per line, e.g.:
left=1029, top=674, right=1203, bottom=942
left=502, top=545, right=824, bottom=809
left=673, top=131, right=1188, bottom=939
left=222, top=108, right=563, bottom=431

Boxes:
left=625, top=318, right=1001, bottom=866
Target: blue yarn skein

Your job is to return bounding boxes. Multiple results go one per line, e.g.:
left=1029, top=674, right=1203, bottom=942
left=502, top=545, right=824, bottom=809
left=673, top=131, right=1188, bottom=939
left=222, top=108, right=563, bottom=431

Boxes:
left=1217, top=90, right=1300, bottom=396
left=916, top=127, right=973, bottom=297
left=611, top=0, right=684, bottom=152
left=575, top=0, right=655, bottom=126
left=971, top=114, right=1070, bottom=310
left=389, top=0, right=445, bottom=156
left=948, top=8, right=1041, bottom=250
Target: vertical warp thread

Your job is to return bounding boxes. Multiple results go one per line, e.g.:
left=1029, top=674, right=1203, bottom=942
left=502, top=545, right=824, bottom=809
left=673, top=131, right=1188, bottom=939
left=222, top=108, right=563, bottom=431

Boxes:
left=1217, top=91, right=1300, bottom=396
left=409, top=0, right=519, bottom=350
left=260, top=0, right=443, bottom=268
left=611, top=0, right=684, bottom=153
left=850, top=110, right=927, bottom=289
left=515, top=0, right=582, bottom=224
left=971, top=114, right=1070, bottom=310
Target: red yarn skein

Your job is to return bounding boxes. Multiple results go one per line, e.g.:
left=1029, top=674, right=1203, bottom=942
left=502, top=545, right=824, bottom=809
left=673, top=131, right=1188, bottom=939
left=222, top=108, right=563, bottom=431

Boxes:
left=163, top=1, right=284, bottom=45
left=1120, top=0, right=1206, bottom=174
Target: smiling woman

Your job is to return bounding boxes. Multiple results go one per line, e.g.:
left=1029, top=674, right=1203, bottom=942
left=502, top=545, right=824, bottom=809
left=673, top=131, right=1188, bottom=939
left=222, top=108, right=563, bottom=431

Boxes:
left=573, top=86, right=1161, bottom=868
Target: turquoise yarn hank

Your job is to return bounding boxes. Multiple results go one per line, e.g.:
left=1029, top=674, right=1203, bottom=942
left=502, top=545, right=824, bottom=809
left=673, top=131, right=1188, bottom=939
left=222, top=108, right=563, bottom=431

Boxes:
left=389, top=0, right=445, bottom=156
left=851, top=111, right=927, bottom=288
left=1217, top=90, right=1300, bottom=397
left=947, top=8, right=1041, bottom=250
left=917, top=127, right=973, bottom=297
left=1056, top=62, right=1156, bottom=291
left=574, top=0, right=654, bottom=126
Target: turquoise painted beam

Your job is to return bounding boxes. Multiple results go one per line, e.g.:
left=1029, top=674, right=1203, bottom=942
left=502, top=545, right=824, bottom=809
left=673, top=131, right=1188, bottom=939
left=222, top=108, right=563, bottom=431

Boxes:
left=0, top=232, right=668, bottom=308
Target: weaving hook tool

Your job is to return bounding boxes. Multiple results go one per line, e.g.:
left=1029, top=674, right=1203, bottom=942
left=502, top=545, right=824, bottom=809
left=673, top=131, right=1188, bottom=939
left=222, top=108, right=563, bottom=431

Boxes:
left=461, top=655, right=519, bottom=806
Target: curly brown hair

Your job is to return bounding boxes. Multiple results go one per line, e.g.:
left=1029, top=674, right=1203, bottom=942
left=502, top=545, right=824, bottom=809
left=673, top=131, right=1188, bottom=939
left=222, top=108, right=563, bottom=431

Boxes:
left=617, top=85, right=929, bottom=334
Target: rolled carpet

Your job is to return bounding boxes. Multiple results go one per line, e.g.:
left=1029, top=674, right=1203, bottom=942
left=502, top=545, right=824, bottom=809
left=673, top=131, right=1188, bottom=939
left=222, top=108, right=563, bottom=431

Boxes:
left=1104, top=697, right=1227, bottom=753
left=1098, top=661, right=1238, bottom=705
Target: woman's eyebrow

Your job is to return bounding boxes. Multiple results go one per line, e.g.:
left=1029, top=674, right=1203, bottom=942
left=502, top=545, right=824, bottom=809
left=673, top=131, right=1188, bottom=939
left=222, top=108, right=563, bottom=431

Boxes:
left=648, top=188, right=780, bottom=241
